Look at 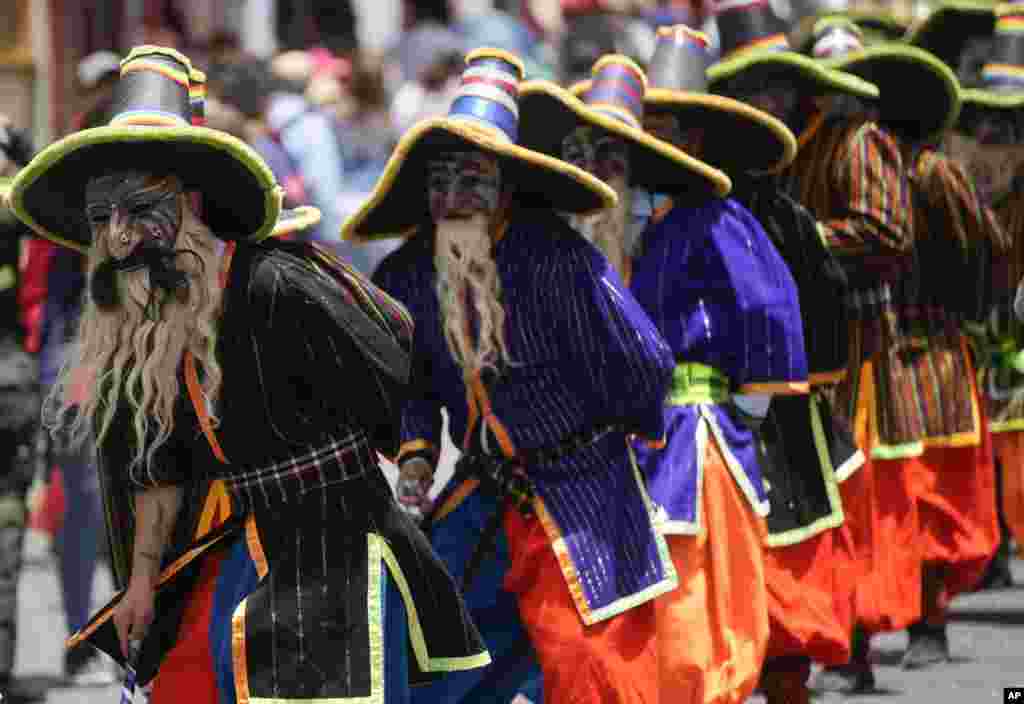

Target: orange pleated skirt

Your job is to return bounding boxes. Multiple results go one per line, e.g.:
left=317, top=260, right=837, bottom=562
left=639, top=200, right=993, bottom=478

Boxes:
left=993, top=430, right=1024, bottom=557
left=764, top=524, right=856, bottom=666
left=503, top=507, right=660, bottom=704
left=651, top=435, right=769, bottom=704
left=837, top=360, right=923, bottom=634
left=907, top=429, right=999, bottom=600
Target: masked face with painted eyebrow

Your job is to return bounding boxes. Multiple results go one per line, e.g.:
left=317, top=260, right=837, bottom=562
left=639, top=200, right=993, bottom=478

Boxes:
left=427, top=150, right=513, bottom=376
left=51, top=170, right=224, bottom=474
left=560, top=125, right=634, bottom=279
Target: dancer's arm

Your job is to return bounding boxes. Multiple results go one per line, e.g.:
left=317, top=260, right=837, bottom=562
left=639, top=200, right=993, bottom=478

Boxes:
left=113, top=484, right=183, bottom=658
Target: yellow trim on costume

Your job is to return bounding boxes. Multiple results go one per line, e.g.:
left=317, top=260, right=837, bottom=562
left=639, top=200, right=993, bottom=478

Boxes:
left=122, top=45, right=196, bottom=72
left=669, top=362, right=732, bottom=405
left=110, top=113, right=188, bottom=127
left=534, top=443, right=679, bottom=625
left=702, top=407, right=771, bottom=518
left=270, top=206, right=322, bottom=239
left=764, top=392, right=848, bottom=547
left=377, top=535, right=492, bottom=672
left=592, top=54, right=649, bottom=89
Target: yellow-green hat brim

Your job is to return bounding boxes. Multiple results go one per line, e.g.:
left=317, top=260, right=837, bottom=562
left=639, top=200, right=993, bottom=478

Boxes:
left=960, top=86, right=1024, bottom=110
left=271, top=205, right=321, bottom=239
left=8, top=124, right=283, bottom=253
left=518, top=80, right=732, bottom=200
left=707, top=50, right=880, bottom=100
left=642, top=89, right=798, bottom=174
left=822, top=44, right=962, bottom=140
left=341, top=116, right=618, bottom=242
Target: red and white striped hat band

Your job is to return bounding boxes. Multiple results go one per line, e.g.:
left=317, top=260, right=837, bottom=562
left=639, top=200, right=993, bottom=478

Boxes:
left=714, top=0, right=792, bottom=58
left=448, top=49, right=525, bottom=143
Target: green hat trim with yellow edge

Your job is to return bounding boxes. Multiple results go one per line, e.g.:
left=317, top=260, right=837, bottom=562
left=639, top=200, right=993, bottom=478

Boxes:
left=810, top=16, right=962, bottom=141
left=341, top=48, right=617, bottom=242
left=906, top=0, right=997, bottom=68
left=7, top=46, right=290, bottom=254
left=631, top=25, right=797, bottom=174
left=518, top=55, right=732, bottom=200
left=706, top=0, right=880, bottom=100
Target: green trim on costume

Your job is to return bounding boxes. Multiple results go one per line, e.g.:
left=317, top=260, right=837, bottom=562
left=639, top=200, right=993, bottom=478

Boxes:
left=8, top=124, right=283, bottom=253
left=376, top=534, right=492, bottom=673
left=764, top=393, right=847, bottom=548
left=519, top=80, right=732, bottom=197
left=706, top=50, right=881, bottom=100
left=579, top=445, right=679, bottom=624
left=990, top=418, right=1024, bottom=433
left=702, top=406, right=771, bottom=517
left=669, top=362, right=732, bottom=405
left=870, top=439, right=926, bottom=460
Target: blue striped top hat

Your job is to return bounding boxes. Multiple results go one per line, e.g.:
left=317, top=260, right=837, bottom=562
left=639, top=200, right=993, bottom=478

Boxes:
left=6, top=46, right=319, bottom=253
left=342, top=48, right=618, bottom=241
left=706, top=0, right=880, bottom=101
left=809, top=15, right=961, bottom=141
left=620, top=24, right=798, bottom=174
left=517, top=54, right=732, bottom=200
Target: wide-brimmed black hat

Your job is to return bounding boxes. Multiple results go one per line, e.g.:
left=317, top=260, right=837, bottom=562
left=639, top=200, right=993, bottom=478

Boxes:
left=635, top=24, right=797, bottom=174
left=341, top=48, right=617, bottom=242
left=706, top=0, right=880, bottom=100
left=906, top=1, right=997, bottom=69
left=518, top=55, right=732, bottom=199
left=810, top=16, right=961, bottom=141
left=958, top=2, right=1024, bottom=111
left=7, top=46, right=299, bottom=253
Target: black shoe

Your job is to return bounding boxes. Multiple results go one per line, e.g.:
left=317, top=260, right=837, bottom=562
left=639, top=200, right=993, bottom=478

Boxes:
left=978, top=549, right=1014, bottom=590
left=809, top=663, right=876, bottom=694
left=0, top=676, right=48, bottom=703
left=902, top=622, right=950, bottom=670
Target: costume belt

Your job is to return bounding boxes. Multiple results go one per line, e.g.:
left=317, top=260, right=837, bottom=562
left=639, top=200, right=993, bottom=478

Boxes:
left=223, top=432, right=372, bottom=510
left=668, top=362, right=731, bottom=406
left=424, top=423, right=623, bottom=591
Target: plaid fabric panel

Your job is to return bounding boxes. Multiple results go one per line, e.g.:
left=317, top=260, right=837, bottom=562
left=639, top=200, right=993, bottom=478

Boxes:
left=225, top=431, right=376, bottom=509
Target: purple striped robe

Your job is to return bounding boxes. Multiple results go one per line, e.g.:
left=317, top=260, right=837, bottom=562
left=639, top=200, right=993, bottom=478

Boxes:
left=374, top=208, right=677, bottom=624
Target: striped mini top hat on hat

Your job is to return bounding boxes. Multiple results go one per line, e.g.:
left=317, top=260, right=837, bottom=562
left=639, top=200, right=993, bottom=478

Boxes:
left=808, top=15, right=961, bottom=141
left=979, top=2, right=1024, bottom=95
left=637, top=24, right=796, bottom=173
left=341, top=48, right=618, bottom=241
left=706, top=0, right=879, bottom=100
left=517, top=54, right=731, bottom=199
left=4, top=45, right=323, bottom=253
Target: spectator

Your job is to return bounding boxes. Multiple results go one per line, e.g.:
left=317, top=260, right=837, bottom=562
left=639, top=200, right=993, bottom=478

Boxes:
left=72, top=51, right=121, bottom=131
left=389, top=23, right=466, bottom=133
left=206, top=58, right=310, bottom=214
left=0, top=116, right=46, bottom=704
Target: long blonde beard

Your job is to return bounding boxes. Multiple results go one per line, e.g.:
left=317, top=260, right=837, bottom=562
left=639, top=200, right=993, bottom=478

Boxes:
left=434, top=215, right=512, bottom=377
left=569, top=175, right=632, bottom=280
left=45, top=204, right=224, bottom=477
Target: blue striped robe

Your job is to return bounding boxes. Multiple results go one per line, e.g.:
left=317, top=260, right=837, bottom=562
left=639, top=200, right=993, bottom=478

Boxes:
left=374, top=208, right=677, bottom=624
